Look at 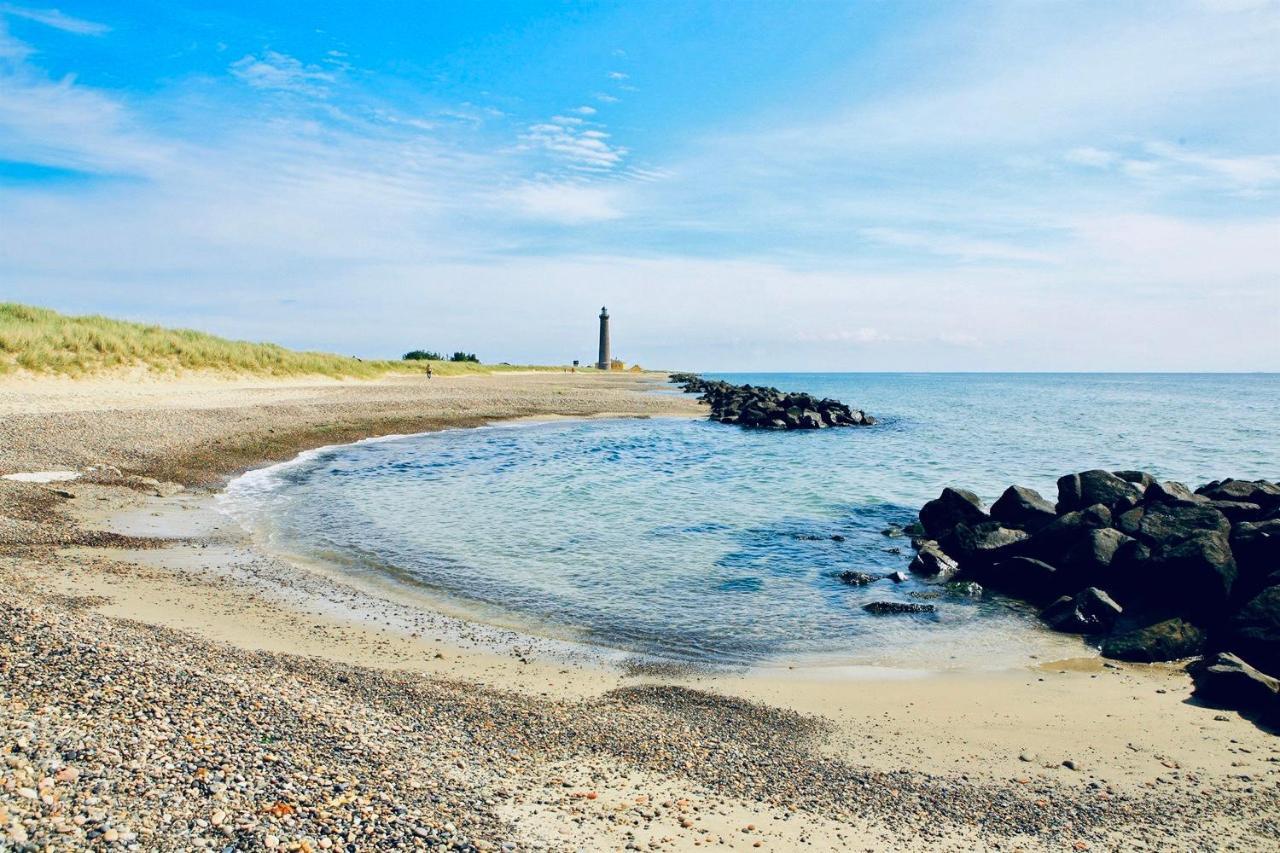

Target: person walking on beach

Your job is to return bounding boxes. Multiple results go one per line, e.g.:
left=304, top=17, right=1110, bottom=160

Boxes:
left=426, top=364, right=433, bottom=379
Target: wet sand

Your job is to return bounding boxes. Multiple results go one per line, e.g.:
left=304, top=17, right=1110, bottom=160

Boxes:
left=2, top=370, right=1277, bottom=851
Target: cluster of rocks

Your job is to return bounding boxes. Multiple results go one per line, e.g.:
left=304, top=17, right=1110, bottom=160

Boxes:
left=668, top=373, right=874, bottom=430
left=908, top=471, right=1280, bottom=720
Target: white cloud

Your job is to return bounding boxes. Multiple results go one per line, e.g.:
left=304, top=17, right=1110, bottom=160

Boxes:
left=230, top=51, right=334, bottom=95
left=0, top=4, right=108, bottom=36
left=507, top=182, right=623, bottom=223
left=522, top=119, right=628, bottom=171
left=859, top=227, right=1057, bottom=264
left=595, top=93, right=619, bottom=103
left=607, top=71, right=628, bottom=80
left=1065, top=146, right=1118, bottom=168
left=573, top=105, right=597, bottom=115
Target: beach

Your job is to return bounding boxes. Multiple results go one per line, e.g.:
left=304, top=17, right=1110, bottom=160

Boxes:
left=2, top=371, right=1277, bottom=852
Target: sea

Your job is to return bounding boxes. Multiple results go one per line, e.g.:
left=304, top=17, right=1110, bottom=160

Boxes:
left=220, top=373, right=1279, bottom=671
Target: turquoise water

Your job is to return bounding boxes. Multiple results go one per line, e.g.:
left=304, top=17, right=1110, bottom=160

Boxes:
left=223, top=374, right=1279, bottom=669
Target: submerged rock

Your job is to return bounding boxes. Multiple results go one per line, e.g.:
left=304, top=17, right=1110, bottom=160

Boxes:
left=863, top=601, right=936, bottom=615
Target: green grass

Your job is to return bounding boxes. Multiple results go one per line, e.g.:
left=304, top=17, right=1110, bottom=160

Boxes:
left=0, top=303, right=556, bottom=379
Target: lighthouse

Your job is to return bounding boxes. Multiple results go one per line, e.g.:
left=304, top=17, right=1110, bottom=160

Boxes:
left=596, top=306, right=611, bottom=370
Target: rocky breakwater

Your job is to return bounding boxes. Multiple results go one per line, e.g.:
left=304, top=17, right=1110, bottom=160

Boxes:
left=908, top=472, right=1280, bottom=721
left=669, top=373, right=874, bottom=430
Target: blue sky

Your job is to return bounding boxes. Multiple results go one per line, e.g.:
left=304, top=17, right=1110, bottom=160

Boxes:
left=1, top=1, right=1277, bottom=370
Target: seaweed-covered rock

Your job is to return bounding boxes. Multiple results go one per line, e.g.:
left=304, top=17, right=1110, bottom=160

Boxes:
left=1101, top=618, right=1206, bottom=662
left=863, top=601, right=936, bottom=615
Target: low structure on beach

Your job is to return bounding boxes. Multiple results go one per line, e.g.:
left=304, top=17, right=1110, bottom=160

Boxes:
left=670, top=372, right=874, bottom=430
left=906, top=471, right=1280, bottom=720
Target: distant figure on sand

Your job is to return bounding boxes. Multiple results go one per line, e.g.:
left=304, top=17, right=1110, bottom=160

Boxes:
left=426, top=364, right=433, bottom=379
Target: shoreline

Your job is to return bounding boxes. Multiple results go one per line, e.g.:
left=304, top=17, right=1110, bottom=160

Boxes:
left=3, top=371, right=1278, bottom=850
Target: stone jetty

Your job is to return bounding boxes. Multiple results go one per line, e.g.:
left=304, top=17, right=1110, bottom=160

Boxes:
left=669, top=373, right=874, bottom=430
left=907, top=472, right=1280, bottom=720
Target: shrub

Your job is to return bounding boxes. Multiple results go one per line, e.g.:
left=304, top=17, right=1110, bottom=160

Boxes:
left=402, top=350, right=443, bottom=361
left=449, top=352, right=480, bottom=363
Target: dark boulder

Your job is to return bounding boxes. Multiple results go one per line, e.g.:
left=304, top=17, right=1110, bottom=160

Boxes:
left=990, top=485, right=1057, bottom=532
left=1040, top=587, right=1123, bottom=634
left=1116, top=506, right=1144, bottom=537
left=1228, top=514, right=1280, bottom=594
left=919, top=487, right=988, bottom=539
left=1206, top=500, right=1264, bottom=524
left=1229, top=585, right=1280, bottom=674
left=1014, top=504, right=1112, bottom=564
left=836, top=571, right=876, bottom=586
left=908, top=542, right=959, bottom=580
left=1100, top=618, right=1206, bottom=662
left=1114, top=470, right=1157, bottom=489
left=938, top=521, right=1028, bottom=565
left=1136, top=504, right=1229, bottom=547
left=1057, top=470, right=1143, bottom=514
left=1144, top=480, right=1208, bottom=507
left=1059, top=527, right=1132, bottom=587
left=1188, top=652, right=1280, bottom=718
left=863, top=601, right=936, bottom=615
left=977, top=556, right=1062, bottom=604
left=1196, top=479, right=1280, bottom=510
left=1147, top=531, right=1238, bottom=618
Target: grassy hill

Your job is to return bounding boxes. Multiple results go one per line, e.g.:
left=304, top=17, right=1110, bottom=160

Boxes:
left=0, top=303, right=548, bottom=379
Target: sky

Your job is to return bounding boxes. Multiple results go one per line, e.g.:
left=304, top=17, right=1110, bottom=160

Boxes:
left=0, top=0, right=1277, bottom=371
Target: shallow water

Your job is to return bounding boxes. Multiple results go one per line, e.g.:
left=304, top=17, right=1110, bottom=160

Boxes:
left=221, top=373, right=1279, bottom=669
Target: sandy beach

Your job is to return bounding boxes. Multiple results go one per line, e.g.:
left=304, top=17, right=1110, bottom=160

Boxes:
left=2, top=371, right=1277, bottom=852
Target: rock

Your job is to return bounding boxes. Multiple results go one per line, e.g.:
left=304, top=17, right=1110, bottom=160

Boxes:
left=938, top=521, right=1027, bottom=564
left=1116, top=506, right=1144, bottom=537
left=945, top=581, right=983, bottom=597
left=885, top=571, right=909, bottom=583
left=1206, top=500, right=1264, bottom=523
left=1015, top=505, right=1112, bottom=564
left=908, top=542, right=959, bottom=580
left=1148, top=530, right=1237, bottom=617
left=1057, top=470, right=1143, bottom=514
left=836, top=571, right=876, bottom=586
left=1143, top=480, right=1208, bottom=507
left=1188, top=652, right=1280, bottom=717
left=1040, top=587, right=1122, bottom=633
left=1059, top=528, right=1132, bottom=586
left=863, top=601, right=936, bottom=615
left=919, top=487, right=988, bottom=539
left=978, top=556, right=1062, bottom=604
left=1230, top=519, right=1280, bottom=586
left=1196, top=479, right=1280, bottom=509
left=1229, top=585, right=1280, bottom=674
left=1101, top=618, right=1206, bottom=662
left=671, top=375, right=875, bottom=431
left=990, top=485, right=1058, bottom=532
left=1114, top=470, right=1157, bottom=489
left=1136, top=504, right=1229, bottom=548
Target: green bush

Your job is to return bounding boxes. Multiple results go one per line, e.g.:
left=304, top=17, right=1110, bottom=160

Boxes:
left=403, top=350, right=443, bottom=361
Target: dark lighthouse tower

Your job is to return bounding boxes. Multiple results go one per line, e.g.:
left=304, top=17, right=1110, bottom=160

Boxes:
left=596, top=306, right=611, bottom=370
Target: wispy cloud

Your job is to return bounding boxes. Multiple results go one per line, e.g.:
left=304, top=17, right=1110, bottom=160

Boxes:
left=0, top=4, right=109, bottom=36
left=230, top=51, right=335, bottom=95
left=521, top=119, right=628, bottom=172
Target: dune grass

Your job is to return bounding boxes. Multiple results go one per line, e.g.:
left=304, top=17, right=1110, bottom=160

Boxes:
left=0, top=303, right=555, bottom=379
